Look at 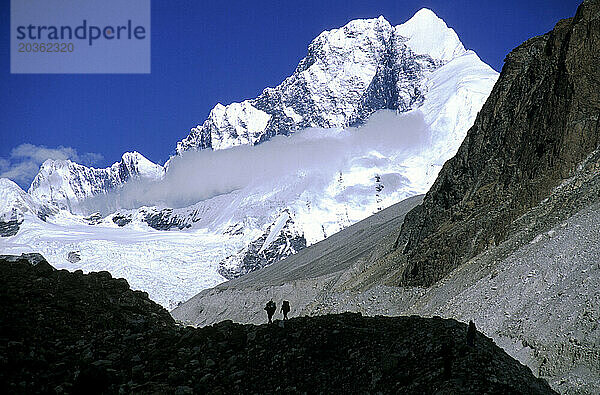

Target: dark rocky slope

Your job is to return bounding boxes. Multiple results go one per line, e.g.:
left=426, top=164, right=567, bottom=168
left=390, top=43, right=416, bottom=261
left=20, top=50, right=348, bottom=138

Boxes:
left=0, top=254, right=554, bottom=394
left=395, top=0, right=600, bottom=286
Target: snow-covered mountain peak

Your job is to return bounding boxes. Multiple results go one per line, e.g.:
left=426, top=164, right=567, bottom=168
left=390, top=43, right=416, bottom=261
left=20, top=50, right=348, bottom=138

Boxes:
left=1, top=9, right=499, bottom=308
left=0, top=178, right=39, bottom=216
left=300, top=15, right=394, bottom=74
left=0, top=178, right=56, bottom=236
left=175, top=9, right=476, bottom=154
left=200, top=102, right=273, bottom=150
left=119, top=151, right=165, bottom=180
left=319, top=14, right=393, bottom=41
left=39, top=158, right=72, bottom=169
left=28, top=152, right=164, bottom=213
left=395, top=8, right=466, bottom=62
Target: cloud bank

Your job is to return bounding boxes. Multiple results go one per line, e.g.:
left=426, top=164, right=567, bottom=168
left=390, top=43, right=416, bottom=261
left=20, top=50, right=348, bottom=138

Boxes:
left=82, top=110, right=431, bottom=214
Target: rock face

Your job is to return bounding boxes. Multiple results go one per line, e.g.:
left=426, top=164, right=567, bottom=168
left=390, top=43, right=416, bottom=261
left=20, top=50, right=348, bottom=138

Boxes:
left=0, top=254, right=554, bottom=394
left=0, top=220, right=22, bottom=237
left=28, top=152, right=164, bottom=214
left=0, top=178, right=56, bottom=237
left=219, top=210, right=307, bottom=279
left=110, top=206, right=201, bottom=231
left=395, top=0, right=600, bottom=286
left=176, top=10, right=467, bottom=153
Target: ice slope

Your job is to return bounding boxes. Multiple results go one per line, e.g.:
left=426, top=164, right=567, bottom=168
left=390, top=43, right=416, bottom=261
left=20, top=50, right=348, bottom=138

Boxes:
left=29, top=152, right=164, bottom=214
left=0, top=218, right=232, bottom=310
left=259, top=212, right=291, bottom=253
left=175, top=9, right=482, bottom=154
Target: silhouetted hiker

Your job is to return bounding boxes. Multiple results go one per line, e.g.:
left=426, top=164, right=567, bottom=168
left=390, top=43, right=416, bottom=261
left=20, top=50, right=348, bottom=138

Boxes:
left=467, top=320, right=476, bottom=347
left=265, top=300, right=276, bottom=324
left=281, top=300, right=290, bottom=320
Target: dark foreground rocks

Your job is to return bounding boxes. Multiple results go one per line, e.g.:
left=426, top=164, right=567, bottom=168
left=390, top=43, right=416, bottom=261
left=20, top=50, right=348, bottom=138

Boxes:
left=0, top=254, right=554, bottom=394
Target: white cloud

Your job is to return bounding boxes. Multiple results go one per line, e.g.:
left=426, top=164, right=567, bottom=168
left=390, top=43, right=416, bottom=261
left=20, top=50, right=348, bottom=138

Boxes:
left=82, top=110, right=431, bottom=212
left=0, top=143, right=103, bottom=188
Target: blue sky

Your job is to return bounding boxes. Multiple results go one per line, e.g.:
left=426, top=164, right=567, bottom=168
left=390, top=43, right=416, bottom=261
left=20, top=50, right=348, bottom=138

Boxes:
left=0, top=0, right=582, bottom=187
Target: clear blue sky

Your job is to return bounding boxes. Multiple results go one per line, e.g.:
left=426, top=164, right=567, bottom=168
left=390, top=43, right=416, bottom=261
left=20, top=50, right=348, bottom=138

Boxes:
left=0, top=0, right=582, bottom=182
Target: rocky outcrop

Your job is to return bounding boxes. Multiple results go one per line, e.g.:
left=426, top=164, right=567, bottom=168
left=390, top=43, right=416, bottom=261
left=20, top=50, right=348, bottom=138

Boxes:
left=0, top=254, right=554, bottom=394
left=218, top=210, right=306, bottom=279
left=111, top=213, right=132, bottom=227
left=82, top=212, right=103, bottom=225
left=107, top=206, right=203, bottom=230
left=395, top=0, right=600, bottom=286
left=139, top=207, right=201, bottom=231
left=0, top=219, right=22, bottom=237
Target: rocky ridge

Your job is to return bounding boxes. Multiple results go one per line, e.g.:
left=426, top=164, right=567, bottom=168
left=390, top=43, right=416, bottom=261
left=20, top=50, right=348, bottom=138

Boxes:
left=218, top=210, right=307, bottom=279
left=0, top=254, right=554, bottom=394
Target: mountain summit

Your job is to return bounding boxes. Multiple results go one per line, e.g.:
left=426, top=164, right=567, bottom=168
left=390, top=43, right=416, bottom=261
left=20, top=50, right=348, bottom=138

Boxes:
left=176, top=10, right=470, bottom=153
left=395, top=8, right=465, bottom=61
left=28, top=152, right=164, bottom=213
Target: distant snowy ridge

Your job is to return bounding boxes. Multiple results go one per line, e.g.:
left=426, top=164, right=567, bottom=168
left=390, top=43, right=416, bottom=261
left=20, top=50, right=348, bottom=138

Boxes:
left=176, top=9, right=469, bottom=154
left=28, top=152, right=164, bottom=214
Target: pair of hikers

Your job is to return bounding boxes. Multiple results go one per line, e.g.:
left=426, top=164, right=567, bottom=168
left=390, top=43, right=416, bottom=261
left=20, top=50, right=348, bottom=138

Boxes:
left=264, top=300, right=290, bottom=323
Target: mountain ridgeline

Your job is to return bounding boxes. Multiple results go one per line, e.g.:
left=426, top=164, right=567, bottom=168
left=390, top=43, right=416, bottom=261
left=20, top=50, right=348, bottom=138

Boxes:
left=28, top=152, right=164, bottom=214
left=1, top=9, right=499, bottom=309
left=395, top=0, right=600, bottom=286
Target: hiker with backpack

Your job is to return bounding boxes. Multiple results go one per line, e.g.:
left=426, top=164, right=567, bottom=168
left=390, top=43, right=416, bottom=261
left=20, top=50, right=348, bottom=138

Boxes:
left=281, top=300, right=290, bottom=320
left=264, top=300, right=276, bottom=323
